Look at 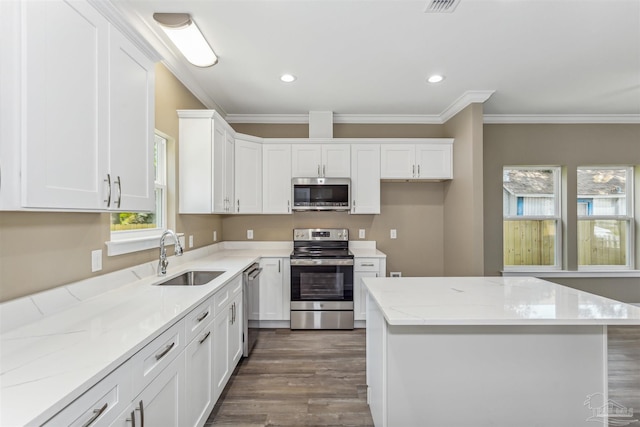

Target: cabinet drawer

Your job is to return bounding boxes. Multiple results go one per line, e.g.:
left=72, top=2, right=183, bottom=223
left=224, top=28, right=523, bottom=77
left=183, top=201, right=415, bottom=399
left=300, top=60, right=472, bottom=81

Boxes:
left=43, top=361, right=132, bottom=427
left=214, top=275, right=242, bottom=315
left=354, top=258, right=380, bottom=272
left=185, top=296, right=214, bottom=344
left=132, top=320, right=184, bottom=392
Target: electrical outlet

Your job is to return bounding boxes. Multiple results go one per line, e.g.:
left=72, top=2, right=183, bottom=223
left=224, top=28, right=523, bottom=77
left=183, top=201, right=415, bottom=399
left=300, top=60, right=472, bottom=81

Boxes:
left=188, top=235, right=194, bottom=248
left=390, top=272, right=402, bottom=277
left=91, top=250, right=102, bottom=272
left=213, top=231, right=217, bottom=241
left=390, top=229, right=397, bottom=239
left=359, top=229, right=366, bottom=239
left=247, top=229, right=254, bottom=240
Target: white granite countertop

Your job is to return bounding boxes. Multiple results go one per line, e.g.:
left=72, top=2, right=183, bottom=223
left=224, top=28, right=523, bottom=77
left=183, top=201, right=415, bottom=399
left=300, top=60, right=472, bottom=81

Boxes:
left=0, top=245, right=291, bottom=427
left=364, top=276, right=640, bottom=326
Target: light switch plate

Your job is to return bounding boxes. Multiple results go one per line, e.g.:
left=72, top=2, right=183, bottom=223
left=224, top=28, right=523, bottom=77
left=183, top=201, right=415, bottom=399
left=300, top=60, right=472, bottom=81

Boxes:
left=247, top=229, right=254, bottom=240
left=188, top=235, right=194, bottom=248
left=213, top=231, right=217, bottom=241
left=91, top=250, right=102, bottom=272
left=390, top=229, right=397, bottom=239
left=390, top=272, right=402, bottom=277
left=359, top=229, right=365, bottom=239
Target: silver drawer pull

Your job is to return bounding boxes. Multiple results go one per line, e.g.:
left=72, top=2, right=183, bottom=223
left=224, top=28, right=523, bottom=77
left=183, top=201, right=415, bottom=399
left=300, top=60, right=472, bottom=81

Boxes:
left=82, top=402, right=108, bottom=427
left=154, top=342, right=175, bottom=361
left=361, top=263, right=375, bottom=267
left=104, top=174, right=111, bottom=207
left=199, top=331, right=211, bottom=344
left=196, top=311, right=209, bottom=322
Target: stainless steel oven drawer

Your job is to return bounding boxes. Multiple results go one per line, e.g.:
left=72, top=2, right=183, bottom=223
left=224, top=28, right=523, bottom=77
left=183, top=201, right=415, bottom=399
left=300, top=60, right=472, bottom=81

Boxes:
left=290, top=310, right=354, bottom=330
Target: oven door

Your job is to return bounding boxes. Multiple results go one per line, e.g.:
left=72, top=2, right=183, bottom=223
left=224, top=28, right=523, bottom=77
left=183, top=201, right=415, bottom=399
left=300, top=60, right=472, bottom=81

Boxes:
left=290, top=259, right=353, bottom=302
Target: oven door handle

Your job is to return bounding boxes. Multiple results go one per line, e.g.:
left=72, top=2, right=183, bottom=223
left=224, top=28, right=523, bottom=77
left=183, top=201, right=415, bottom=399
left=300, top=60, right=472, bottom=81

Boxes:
left=290, top=258, right=354, bottom=266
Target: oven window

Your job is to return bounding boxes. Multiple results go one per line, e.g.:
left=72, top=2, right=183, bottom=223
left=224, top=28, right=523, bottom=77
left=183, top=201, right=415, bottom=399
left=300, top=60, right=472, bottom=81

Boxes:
left=291, top=265, right=353, bottom=301
left=300, top=272, right=344, bottom=300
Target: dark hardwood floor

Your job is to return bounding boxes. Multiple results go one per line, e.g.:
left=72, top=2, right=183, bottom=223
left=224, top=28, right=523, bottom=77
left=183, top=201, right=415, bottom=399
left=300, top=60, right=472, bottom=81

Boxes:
left=205, top=329, right=373, bottom=427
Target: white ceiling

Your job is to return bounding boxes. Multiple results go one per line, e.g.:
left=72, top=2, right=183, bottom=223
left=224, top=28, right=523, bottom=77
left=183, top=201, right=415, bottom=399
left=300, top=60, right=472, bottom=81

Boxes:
left=117, top=0, right=640, bottom=123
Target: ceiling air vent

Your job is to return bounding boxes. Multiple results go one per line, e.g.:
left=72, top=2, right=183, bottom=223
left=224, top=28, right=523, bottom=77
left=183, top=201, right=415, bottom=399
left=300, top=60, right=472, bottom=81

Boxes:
left=424, top=0, right=460, bottom=13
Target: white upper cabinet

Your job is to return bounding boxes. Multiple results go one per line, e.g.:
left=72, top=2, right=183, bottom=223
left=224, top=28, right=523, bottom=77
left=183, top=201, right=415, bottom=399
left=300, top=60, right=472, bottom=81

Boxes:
left=1, top=0, right=156, bottom=211
left=262, top=144, right=292, bottom=214
left=351, top=144, right=380, bottom=214
left=380, top=140, right=453, bottom=180
left=20, top=0, right=109, bottom=210
left=234, top=136, right=262, bottom=214
left=178, top=110, right=235, bottom=214
left=108, top=29, right=155, bottom=212
left=291, top=143, right=350, bottom=177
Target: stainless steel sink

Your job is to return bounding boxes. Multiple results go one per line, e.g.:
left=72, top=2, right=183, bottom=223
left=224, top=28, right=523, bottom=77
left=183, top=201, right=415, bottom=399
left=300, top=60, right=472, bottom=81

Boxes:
left=155, top=270, right=225, bottom=286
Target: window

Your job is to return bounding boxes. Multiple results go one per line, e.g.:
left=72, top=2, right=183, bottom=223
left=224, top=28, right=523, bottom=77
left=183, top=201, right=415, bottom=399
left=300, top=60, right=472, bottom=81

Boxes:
left=110, top=133, right=167, bottom=238
left=503, top=167, right=562, bottom=269
left=577, top=167, right=634, bottom=269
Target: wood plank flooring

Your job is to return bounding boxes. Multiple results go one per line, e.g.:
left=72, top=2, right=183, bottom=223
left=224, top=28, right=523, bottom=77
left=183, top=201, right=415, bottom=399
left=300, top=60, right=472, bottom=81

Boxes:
left=205, top=329, right=373, bottom=427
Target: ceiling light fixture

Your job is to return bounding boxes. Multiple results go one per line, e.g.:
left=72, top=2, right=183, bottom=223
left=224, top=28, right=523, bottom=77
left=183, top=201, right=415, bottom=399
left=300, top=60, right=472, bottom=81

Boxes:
left=427, top=74, right=445, bottom=83
left=280, top=74, right=297, bottom=83
left=153, top=13, right=218, bottom=67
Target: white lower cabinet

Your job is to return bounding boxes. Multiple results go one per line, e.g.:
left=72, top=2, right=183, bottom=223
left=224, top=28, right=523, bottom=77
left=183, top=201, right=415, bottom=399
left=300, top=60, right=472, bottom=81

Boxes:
left=354, top=258, right=386, bottom=322
left=213, top=276, right=243, bottom=401
left=42, top=361, right=132, bottom=427
left=42, top=276, right=247, bottom=427
left=184, top=320, right=215, bottom=427
left=252, top=257, right=290, bottom=321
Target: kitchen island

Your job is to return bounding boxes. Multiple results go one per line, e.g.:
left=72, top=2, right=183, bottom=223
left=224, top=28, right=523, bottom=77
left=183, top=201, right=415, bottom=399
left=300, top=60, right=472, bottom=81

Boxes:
left=364, top=276, right=640, bottom=427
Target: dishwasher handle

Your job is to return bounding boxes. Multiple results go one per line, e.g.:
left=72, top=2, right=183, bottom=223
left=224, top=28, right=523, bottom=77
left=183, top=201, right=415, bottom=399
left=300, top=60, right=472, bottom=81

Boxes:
left=247, top=267, right=262, bottom=281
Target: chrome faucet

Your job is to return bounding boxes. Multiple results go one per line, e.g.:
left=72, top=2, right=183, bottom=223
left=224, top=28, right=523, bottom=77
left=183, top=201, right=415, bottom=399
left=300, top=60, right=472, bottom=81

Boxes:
left=158, top=229, right=184, bottom=276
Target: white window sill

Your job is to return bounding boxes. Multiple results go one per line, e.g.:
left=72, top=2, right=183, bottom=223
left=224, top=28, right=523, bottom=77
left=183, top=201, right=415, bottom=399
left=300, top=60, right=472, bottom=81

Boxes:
left=106, top=232, right=185, bottom=256
left=502, top=270, right=640, bottom=278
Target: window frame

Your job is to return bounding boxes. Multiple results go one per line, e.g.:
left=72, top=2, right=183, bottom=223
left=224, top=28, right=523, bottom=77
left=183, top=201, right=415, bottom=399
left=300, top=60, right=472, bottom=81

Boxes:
left=577, top=166, right=635, bottom=271
left=502, top=166, right=563, bottom=271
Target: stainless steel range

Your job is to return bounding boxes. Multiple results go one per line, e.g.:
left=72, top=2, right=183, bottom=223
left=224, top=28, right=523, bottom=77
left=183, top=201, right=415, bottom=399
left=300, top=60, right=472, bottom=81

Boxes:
left=290, top=228, right=354, bottom=330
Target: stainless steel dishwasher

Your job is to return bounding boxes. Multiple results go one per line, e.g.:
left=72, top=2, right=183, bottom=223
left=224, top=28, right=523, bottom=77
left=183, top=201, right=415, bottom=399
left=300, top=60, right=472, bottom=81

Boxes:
left=243, top=262, right=262, bottom=357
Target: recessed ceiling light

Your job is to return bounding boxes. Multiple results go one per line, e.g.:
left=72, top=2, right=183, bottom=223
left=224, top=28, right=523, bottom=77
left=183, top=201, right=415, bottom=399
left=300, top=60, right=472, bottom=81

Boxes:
left=280, top=74, right=297, bottom=83
left=427, top=74, right=445, bottom=84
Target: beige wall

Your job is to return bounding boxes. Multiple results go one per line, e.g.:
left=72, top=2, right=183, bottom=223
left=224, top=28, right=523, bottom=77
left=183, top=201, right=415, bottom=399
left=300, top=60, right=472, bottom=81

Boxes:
left=442, top=104, right=485, bottom=276
left=223, top=182, right=446, bottom=276
left=483, top=123, right=640, bottom=303
left=0, top=63, right=219, bottom=302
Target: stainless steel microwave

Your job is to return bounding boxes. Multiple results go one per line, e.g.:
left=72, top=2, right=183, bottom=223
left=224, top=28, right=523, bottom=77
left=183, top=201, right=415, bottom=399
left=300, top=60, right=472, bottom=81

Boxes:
left=292, top=177, right=351, bottom=211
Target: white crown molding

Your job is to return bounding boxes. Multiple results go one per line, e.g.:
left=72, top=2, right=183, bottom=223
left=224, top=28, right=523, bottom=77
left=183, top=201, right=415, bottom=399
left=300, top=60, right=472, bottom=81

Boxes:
left=225, top=93, right=496, bottom=124
left=439, top=90, right=496, bottom=123
left=484, top=114, right=640, bottom=124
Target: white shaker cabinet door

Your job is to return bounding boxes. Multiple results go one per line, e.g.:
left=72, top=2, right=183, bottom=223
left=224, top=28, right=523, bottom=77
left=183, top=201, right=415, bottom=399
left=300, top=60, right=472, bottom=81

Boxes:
left=415, top=143, right=453, bottom=179
left=234, top=139, right=262, bottom=214
left=21, top=0, right=109, bottom=209
left=262, top=144, right=292, bottom=214
left=292, top=144, right=322, bottom=177
left=351, top=144, right=380, bottom=214
left=380, top=144, right=415, bottom=179
left=321, top=144, right=351, bottom=177
left=108, top=29, right=155, bottom=212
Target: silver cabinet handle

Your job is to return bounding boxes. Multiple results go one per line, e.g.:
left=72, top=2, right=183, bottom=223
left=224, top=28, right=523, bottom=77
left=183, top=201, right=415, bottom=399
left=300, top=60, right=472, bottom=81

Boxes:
left=317, top=165, right=320, bottom=176
left=82, top=402, right=108, bottom=427
left=136, top=400, right=144, bottom=427
left=237, top=199, right=240, bottom=213
left=287, top=200, right=290, bottom=213
left=104, top=174, right=111, bottom=207
left=278, top=259, right=281, bottom=273
left=412, top=165, right=416, bottom=177
left=229, top=305, right=233, bottom=325
left=196, top=311, right=209, bottom=322
left=114, top=176, right=122, bottom=208
left=323, top=165, right=326, bottom=177
left=154, top=342, right=175, bottom=361
left=199, top=331, right=211, bottom=344
left=417, top=164, right=420, bottom=177
left=361, top=263, right=375, bottom=267
left=233, top=302, right=236, bottom=324
left=127, top=409, right=136, bottom=427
